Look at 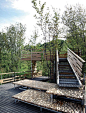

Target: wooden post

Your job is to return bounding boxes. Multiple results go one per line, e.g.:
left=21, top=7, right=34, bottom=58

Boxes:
left=40, top=107, right=42, bottom=112
left=1, top=75, right=2, bottom=85
left=50, top=94, right=53, bottom=103
left=31, top=49, right=32, bottom=78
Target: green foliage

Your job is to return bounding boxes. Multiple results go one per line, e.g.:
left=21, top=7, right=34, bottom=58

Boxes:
left=0, top=23, right=26, bottom=73
left=62, top=4, right=86, bottom=60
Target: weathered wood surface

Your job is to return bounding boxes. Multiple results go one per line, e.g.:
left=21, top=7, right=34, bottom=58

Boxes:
left=0, top=72, right=20, bottom=75
left=21, top=52, right=43, bottom=61
left=0, top=75, right=25, bottom=84
left=13, top=79, right=84, bottom=100
left=12, top=89, right=83, bottom=113
left=13, top=79, right=57, bottom=90
left=46, top=87, right=84, bottom=100
left=59, top=53, right=67, bottom=58
left=21, top=51, right=55, bottom=61
left=67, top=48, right=85, bottom=79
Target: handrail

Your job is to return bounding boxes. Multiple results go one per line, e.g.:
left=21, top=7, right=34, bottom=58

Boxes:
left=0, top=72, right=21, bottom=75
left=67, top=48, right=85, bottom=86
left=56, top=50, right=59, bottom=84
left=0, top=71, right=27, bottom=84
left=68, top=48, right=85, bottom=63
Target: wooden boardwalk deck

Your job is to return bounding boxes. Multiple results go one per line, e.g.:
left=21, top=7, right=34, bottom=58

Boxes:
left=46, top=87, right=84, bottom=100
left=13, top=79, right=84, bottom=100
left=0, top=83, right=53, bottom=113
left=13, top=79, right=57, bottom=91
left=12, top=89, right=83, bottom=113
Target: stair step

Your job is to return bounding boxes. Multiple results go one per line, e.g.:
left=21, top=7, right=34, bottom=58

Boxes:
left=59, top=70, right=73, bottom=73
left=59, top=66, right=71, bottom=69
left=59, top=74, right=75, bottom=77
left=59, top=58, right=67, bottom=61
left=59, top=69, right=72, bottom=72
left=59, top=81, right=79, bottom=84
left=59, top=84, right=80, bottom=87
left=59, top=62, right=69, bottom=65
left=59, top=75, right=76, bottom=79
left=59, top=72, right=74, bottom=75
left=59, top=79, right=78, bottom=81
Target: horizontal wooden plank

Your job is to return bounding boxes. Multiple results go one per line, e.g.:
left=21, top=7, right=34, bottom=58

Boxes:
left=0, top=72, right=20, bottom=75
left=21, top=58, right=31, bottom=60
left=32, top=73, right=37, bottom=75
left=32, top=52, right=43, bottom=53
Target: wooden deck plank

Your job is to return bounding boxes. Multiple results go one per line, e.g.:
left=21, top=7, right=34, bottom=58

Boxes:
left=46, top=87, right=84, bottom=100
left=12, top=89, right=83, bottom=113
left=13, top=79, right=57, bottom=90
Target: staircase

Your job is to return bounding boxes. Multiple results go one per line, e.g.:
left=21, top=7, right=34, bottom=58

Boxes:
left=58, top=58, right=80, bottom=87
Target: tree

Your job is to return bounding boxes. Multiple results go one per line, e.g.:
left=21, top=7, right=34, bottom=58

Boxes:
left=30, top=27, right=39, bottom=51
left=62, top=4, right=86, bottom=60
left=2, top=23, right=26, bottom=72
left=32, top=0, right=60, bottom=52
left=32, top=0, right=60, bottom=82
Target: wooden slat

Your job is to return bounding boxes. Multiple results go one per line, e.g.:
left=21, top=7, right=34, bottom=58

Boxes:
left=0, top=72, right=20, bottom=75
left=21, top=58, right=31, bottom=60
left=0, top=75, right=26, bottom=84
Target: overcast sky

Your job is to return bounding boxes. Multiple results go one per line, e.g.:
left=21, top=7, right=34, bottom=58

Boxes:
left=0, top=0, right=86, bottom=44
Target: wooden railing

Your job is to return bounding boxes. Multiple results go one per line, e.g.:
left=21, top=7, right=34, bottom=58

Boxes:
left=21, top=52, right=43, bottom=61
left=0, top=72, right=27, bottom=84
left=67, top=48, right=85, bottom=85
left=21, top=51, right=56, bottom=61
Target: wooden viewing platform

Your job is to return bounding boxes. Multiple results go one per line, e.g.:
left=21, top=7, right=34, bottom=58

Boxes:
left=13, top=79, right=84, bottom=100
left=11, top=48, right=85, bottom=112
left=12, top=89, right=83, bottom=113
left=13, top=79, right=57, bottom=91
left=46, top=87, right=84, bottom=100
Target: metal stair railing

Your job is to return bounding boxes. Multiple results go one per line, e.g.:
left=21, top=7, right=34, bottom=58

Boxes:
left=56, top=50, right=59, bottom=84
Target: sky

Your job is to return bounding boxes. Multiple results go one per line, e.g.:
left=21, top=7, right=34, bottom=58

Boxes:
left=0, top=0, right=86, bottom=45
